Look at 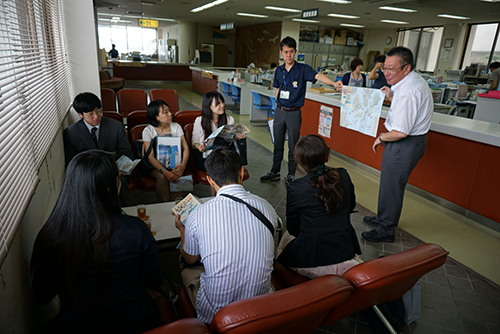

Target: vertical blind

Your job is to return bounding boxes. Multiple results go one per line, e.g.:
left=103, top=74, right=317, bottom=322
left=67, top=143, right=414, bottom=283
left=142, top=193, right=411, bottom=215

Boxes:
left=0, top=0, right=72, bottom=264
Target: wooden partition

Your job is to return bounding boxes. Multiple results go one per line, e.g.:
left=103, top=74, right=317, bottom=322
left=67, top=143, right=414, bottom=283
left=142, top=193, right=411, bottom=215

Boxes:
left=301, top=98, right=500, bottom=224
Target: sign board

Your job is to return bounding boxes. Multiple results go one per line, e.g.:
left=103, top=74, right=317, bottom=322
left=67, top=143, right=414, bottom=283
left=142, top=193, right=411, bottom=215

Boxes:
left=220, top=22, right=234, bottom=30
left=302, top=8, right=319, bottom=19
left=139, top=19, right=158, bottom=28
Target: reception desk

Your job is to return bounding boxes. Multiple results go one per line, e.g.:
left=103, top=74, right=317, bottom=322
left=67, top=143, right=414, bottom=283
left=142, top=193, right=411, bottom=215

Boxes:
left=302, top=91, right=500, bottom=229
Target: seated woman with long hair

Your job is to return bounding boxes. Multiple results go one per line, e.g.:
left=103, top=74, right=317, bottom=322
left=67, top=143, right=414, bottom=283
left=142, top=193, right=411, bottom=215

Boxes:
left=143, top=99, right=189, bottom=202
left=277, top=135, right=362, bottom=278
left=31, top=150, right=164, bottom=333
left=192, top=91, right=245, bottom=171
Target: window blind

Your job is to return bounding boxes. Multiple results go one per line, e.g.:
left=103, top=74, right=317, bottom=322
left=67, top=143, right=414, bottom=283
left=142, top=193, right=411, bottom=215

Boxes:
left=0, top=0, right=72, bottom=264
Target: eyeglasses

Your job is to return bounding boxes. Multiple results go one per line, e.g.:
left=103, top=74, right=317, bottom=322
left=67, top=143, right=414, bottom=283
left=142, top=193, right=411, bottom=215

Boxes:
left=84, top=108, right=103, bottom=117
left=382, top=64, right=408, bottom=74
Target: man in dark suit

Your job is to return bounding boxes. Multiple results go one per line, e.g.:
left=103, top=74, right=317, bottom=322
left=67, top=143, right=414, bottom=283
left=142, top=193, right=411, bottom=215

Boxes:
left=63, top=92, right=133, bottom=204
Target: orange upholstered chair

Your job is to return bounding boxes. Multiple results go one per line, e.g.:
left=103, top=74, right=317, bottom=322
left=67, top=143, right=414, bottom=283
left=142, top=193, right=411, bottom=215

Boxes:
left=272, top=243, right=449, bottom=333
left=103, top=111, right=123, bottom=124
left=117, top=89, right=147, bottom=117
left=209, top=275, right=352, bottom=334
left=127, top=110, right=148, bottom=130
left=128, top=124, right=156, bottom=192
left=149, top=89, right=179, bottom=114
left=101, top=88, right=117, bottom=111
left=142, top=318, right=210, bottom=334
left=173, top=110, right=201, bottom=130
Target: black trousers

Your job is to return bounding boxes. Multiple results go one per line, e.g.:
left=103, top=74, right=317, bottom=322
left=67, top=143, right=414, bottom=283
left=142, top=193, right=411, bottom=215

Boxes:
left=271, top=107, right=302, bottom=176
left=374, top=134, right=427, bottom=237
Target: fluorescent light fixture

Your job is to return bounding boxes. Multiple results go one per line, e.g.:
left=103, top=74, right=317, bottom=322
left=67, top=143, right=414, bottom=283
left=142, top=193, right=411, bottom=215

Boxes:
left=237, top=12, right=269, bottom=18
left=381, top=19, right=409, bottom=24
left=379, top=6, right=417, bottom=13
left=140, top=1, right=155, bottom=5
left=98, top=13, right=176, bottom=22
left=191, top=0, right=228, bottom=13
left=293, top=18, right=320, bottom=23
left=327, top=13, right=360, bottom=19
left=480, top=0, right=500, bottom=2
left=437, top=14, right=470, bottom=20
left=340, top=23, right=365, bottom=28
left=264, top=6, right=301, bottom=13
left=318, top=0, right=352, bottom=3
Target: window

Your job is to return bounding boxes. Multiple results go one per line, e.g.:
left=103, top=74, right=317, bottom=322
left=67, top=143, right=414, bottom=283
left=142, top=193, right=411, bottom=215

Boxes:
left=0, top=0, right=72, bottom=264
left=462, top=23, right=500, bottom=69
left=98, top=25, right=157, bottom=56
left=396, top=27, right=444, bottom=73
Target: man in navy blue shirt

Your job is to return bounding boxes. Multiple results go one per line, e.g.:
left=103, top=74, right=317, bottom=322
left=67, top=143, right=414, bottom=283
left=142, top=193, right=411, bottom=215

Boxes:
left=261, top=37, right=342, bottom=183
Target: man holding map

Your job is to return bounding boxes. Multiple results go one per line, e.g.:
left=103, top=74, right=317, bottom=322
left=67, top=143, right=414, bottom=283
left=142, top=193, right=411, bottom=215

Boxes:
left=260, top=36, right=343, bottom=184
left=362, top=47, right=433, bottom=243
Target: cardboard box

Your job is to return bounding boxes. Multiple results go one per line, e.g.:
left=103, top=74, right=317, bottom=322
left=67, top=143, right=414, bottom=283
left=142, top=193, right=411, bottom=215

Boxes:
left=308, top=87, right=339, bottom=94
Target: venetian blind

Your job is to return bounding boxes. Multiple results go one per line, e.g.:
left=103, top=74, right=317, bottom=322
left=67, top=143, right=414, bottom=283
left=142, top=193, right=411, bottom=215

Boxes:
left=0, top=0, right=72, bottom=264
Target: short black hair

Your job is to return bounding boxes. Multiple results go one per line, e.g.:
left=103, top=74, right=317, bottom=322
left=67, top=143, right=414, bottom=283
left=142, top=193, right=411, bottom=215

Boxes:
left=147, top=100, right=170, bottom=127
left=270, top=62, right=277, bottom=69
left=375, top=55, right=386, bottom=63
left=490, top=62, right=500, bottom=70
left=205, top=147, right=242, bottom=187
left=73, top=92, right=102, bottom=114
left=386, top=46, right=414, bottom=70
left=280, top=36, right=296, bottom=50
left=350, top=58, right=364, bottom=71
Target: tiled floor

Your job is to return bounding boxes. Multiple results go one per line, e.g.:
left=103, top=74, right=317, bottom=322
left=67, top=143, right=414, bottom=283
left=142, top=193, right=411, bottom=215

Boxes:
left=125, top=81, right=500, bottom=334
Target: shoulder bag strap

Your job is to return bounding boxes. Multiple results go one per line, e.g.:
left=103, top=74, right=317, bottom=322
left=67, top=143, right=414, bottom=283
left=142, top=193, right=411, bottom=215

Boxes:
left=220, top=193, right=274, bottom=235
left=142, top=136, right=157, bottom=159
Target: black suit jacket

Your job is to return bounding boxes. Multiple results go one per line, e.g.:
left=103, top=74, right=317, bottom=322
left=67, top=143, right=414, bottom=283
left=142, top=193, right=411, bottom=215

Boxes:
left=278, top=168, right=361, bottom=268
left=63, top=117, right=132, bottom=166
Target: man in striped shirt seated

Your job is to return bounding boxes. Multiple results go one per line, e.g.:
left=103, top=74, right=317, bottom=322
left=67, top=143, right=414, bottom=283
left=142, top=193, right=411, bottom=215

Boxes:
left=175, top=147, right=278, bottom=324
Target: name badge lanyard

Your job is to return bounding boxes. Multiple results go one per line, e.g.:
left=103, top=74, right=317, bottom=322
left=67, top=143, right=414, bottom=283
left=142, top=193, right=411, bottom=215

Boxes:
left=282, top=68, right=293, bottom=91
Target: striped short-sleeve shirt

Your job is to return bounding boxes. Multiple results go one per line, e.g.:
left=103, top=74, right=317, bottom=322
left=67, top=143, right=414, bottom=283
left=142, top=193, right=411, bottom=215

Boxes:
left=183, top=184, right=278, bottom=324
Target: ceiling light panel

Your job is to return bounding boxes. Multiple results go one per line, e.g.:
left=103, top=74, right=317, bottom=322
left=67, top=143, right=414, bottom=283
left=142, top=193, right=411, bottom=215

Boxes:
left=317, top=0, right=352, bottom=3
left=437, top=14, right=470, bottom=19
left=264, top=6, right=301, bottom=13
left=237, top=13, right=269, bottom=18
left=340, top=23, right=365, bottom=28
left=293, top=18, right=321, bottom=23
left=191, top=0, right=228, bottom=13
left=381, top=19, right=409, bottom=24
left=379, top=6, right=417, bottom=13
left=327, top=13, right=360, bottom=19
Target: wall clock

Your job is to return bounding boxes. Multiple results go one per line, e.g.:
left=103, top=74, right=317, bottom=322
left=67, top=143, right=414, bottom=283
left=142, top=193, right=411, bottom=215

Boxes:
left=385, top=36, right=392, bottom=45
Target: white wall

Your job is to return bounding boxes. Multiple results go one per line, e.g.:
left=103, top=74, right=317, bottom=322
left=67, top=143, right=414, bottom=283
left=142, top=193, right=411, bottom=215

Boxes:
left=360, top=28, right=398, bottom=65
left=0, top=1, right=100, bottom=332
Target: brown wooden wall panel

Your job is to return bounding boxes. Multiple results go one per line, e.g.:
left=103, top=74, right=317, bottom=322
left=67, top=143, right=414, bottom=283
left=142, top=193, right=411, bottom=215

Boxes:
left=468, top=144, right=500, bottom=222
left=113, top=64, right=191, bottom=81
left=420, top=132, right=482, bottom=207
left=235, top=22, right=281, bottom=68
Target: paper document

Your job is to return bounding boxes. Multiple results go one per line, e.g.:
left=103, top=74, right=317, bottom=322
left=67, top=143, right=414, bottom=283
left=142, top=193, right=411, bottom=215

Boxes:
left=172, top=193, right=202, bottom=223
left=170, top=175, right=194, bottom=192
left=116, top=155, right=140, bottom=174
left=340, top=86, right=384, bottom=137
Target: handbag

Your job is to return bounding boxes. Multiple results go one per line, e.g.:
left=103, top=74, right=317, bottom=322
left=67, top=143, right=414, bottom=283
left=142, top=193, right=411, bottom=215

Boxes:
left=134, top=137, right=157, bottom=175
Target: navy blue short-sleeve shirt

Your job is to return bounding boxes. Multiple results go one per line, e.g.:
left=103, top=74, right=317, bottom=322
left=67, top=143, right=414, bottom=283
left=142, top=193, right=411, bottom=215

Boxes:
left=273, top=62, right=317, bottom=108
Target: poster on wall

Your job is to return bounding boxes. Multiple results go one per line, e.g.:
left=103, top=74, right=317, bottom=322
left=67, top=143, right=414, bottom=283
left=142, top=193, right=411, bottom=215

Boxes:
left=318, top=105, right=333, bottom=138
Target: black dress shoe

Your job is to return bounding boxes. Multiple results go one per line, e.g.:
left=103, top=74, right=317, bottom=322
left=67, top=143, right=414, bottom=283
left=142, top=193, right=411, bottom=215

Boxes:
left=363, top=216, right=380, bottom=227
left=361, top=229, right=395, bottom=243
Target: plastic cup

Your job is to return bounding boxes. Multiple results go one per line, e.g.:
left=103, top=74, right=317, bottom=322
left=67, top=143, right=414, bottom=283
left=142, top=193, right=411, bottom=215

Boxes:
left=137, top=204, right=146, bottom=219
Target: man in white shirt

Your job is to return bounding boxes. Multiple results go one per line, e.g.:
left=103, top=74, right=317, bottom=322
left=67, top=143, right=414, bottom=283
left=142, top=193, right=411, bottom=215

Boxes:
left=175, top=147, right=278, bottom=324
left=362, top=47, right=433, bottom=243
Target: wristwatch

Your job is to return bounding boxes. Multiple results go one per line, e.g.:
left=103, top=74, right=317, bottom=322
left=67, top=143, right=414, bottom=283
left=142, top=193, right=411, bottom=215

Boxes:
left=159, top=168, right=164, bottom=173
left=379, top=133, right=385, bottom=143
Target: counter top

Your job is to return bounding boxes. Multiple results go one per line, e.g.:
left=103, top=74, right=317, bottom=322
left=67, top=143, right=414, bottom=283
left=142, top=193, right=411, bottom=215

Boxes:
left=305, top=91, right=500, bottom=147
left=112, top=60, right=192, bottom=66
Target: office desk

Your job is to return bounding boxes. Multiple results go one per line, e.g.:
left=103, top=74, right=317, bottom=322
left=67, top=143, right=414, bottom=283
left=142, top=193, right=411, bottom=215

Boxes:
left=122, top=197, right=211, bottom=245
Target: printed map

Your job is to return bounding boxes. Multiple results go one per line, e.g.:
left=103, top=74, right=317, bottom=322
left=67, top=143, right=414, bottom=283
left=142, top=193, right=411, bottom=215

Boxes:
left=340, top=86, right=384, bottom=137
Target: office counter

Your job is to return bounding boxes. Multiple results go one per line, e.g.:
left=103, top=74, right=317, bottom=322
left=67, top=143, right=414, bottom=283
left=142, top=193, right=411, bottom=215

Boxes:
left=190, top=66, right=246, bottom=95
left=112, top=61, right=192, bottom=81
left=302, top=92, right=500, bottom=228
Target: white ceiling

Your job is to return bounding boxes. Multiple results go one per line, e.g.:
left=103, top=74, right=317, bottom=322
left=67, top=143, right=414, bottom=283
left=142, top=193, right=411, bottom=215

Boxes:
left=96, top=0, right=500, bottom=30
